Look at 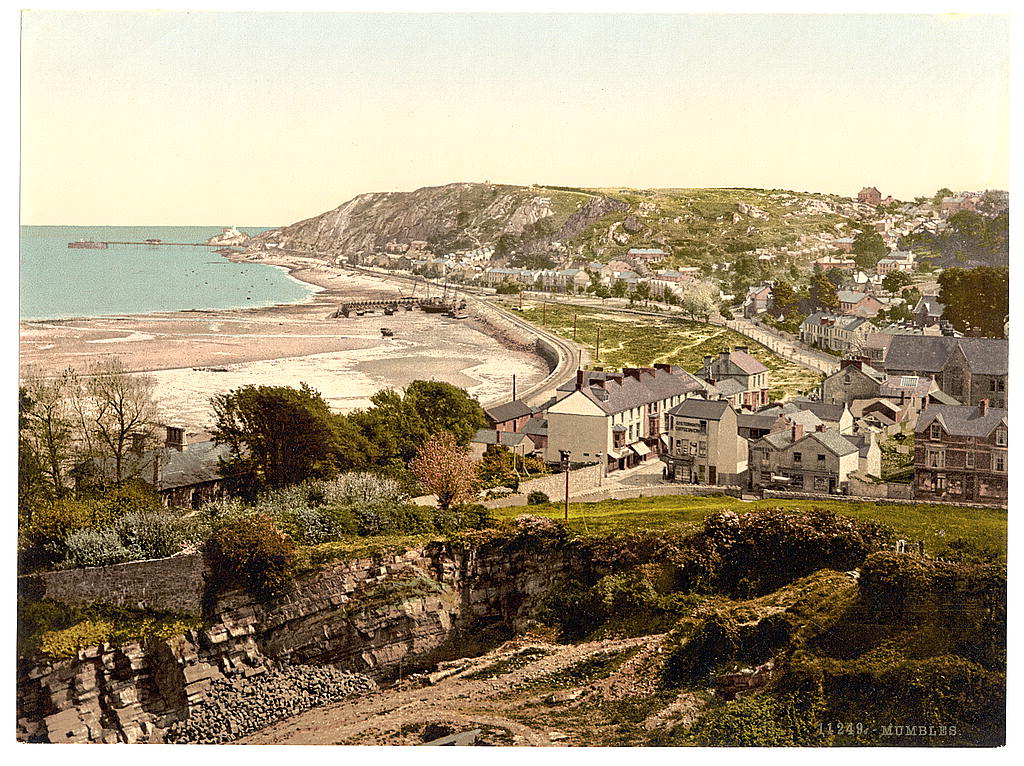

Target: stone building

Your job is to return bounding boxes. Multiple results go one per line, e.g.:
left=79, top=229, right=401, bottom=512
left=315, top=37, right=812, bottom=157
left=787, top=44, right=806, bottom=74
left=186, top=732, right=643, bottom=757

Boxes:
left=748, top=423, right=860, bottom=494
left=661, top=398, right=747, bottom=485
left=800, top=313, right=877, bottom=355
left=913, top=400, right=1007, bottom=505
left=883, top=335, right=1007, bottom=409
left=696, top=347, right=770, bottom=410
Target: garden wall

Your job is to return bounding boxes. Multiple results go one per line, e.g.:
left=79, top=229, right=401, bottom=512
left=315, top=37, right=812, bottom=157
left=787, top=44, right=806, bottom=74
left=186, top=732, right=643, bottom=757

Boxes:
left=761, top=488, right=1004, bottom=510
left=847, top=476, right=914, bottom=501
left=18, top=553, right=209, bottom=616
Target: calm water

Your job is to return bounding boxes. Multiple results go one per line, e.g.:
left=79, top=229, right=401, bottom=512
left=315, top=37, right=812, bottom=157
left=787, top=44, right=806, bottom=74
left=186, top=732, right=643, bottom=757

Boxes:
left=19, top=226, right=314, bottom=320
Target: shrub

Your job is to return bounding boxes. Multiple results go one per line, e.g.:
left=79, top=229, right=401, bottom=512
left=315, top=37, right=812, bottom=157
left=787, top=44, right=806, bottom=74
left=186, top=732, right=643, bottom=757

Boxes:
left=204, top=514, right=296, bottom=599
left=662, top=614, right=739, bottom=687
left=93, top=481, right=163, bottom=520
left=527, top=491, right=549, bottom=505
left=324, top=473, right=406, bottom=509
left=114, top=511, right=190, bottom=560
left=62, top=528, right=133, bottom=568
left=20, top=497, right=107, bottom=568
left=686, top=694, right=817, bottom=746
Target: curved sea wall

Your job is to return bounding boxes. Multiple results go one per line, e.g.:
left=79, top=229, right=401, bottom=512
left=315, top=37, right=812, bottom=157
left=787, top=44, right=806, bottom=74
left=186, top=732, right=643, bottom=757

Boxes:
left=17, top=523, right=569, bottom=743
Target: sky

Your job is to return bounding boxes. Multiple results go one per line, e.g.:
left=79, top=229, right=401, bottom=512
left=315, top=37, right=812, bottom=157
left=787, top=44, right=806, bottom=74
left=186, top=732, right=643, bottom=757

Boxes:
left=20, top=11, right=1012, bottom=226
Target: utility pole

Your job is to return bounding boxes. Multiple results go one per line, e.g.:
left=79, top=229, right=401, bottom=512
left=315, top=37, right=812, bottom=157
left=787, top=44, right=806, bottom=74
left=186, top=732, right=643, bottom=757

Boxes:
left=595, top=325, right=601, bottom=362
left=542, top=301, right=546, bottom=326
left=512, top=374, right=517, bottom=401
left=519, top=289, right=523, bottom=310
left=572, top=314, right=578, bottom=341
left=560, top=450, right=572, bottom=521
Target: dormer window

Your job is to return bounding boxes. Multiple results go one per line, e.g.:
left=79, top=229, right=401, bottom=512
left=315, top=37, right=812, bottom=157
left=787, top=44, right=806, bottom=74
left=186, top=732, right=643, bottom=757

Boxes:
left=930, top=423, right=942, bottom=440
left=996, top=428, right=1007, bottom=447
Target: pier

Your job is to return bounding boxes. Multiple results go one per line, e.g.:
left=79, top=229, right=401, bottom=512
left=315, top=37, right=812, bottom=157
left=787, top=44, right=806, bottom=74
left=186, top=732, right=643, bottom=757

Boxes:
left=331, top=297, right=420, bottom=318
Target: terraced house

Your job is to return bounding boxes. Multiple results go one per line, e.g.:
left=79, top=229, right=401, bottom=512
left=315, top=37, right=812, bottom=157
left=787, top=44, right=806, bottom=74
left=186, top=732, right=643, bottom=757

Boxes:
left=883, top=335, right=1008, bottom=409
left=545, top=365, right=708, bottom=473
left=661, top=398, right=748, bottom=486
left=696, top=347, right=770, bottom=410
left=913, top=401, right=1008, bottom=506
left=800, top=312, right=877, bottom=355
left=748, top=422, right=860, bottom=494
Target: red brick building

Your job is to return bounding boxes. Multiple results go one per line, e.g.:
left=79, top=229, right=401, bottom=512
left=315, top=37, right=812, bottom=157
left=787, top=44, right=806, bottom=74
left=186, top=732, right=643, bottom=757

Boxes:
left=913, top=400, right=1007, bottom=505
left=858, top=187, right=882, bottom=206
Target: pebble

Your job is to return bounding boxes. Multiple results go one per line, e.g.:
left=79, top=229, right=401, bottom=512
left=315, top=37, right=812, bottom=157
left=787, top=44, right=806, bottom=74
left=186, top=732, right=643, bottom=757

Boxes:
left=165, top=665, right=376, bottom=744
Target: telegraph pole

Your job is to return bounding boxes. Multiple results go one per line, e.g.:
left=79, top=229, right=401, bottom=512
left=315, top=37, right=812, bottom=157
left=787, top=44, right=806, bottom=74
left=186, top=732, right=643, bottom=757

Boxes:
left=572, top=314, right=578, bottom=341
left=512, top=374, right=517, bottom=401
left=560, top=450, right=572, bottom=521
left=542, top=301, right=547, bottom=326
left=595, top=325, right=602, bottom=362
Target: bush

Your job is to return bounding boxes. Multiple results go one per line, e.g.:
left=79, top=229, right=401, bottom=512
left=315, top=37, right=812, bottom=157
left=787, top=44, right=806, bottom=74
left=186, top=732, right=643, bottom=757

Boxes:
left=114, top=511, right=191, bottom=560
left=62, top=528, right=133, bottom=568
left=686, top=694, right=817, bottom=746
left=662, top=614, right=739, bottom=687
left=93, top=481, right=163, bottom=520
left=353, top=502, right=435, bottom=537
left=20, top=498, right=102, bottom=568
left=527, top=491, right=549, bottom=505
left=204, top=514, right=296, bottom=600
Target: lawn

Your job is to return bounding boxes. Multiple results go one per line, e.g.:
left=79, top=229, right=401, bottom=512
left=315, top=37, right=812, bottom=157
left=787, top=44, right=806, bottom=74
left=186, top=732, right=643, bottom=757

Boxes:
left=494, top=495, right=1007, bottom=561
left=512, top=301, right=822, bottom=400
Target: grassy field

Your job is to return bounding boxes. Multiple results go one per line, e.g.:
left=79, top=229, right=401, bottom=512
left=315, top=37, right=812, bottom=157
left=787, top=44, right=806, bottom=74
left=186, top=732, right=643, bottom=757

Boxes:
left=511, top=300, right=821, bottom=400
left=493, top=495, right=1007, bottom=561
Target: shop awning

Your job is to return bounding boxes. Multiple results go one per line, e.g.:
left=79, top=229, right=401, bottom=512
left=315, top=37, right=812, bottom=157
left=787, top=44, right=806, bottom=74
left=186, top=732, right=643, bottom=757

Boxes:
left=629, top=442, right=651, bottom=457
left=607, top=450, right=623, bottom=460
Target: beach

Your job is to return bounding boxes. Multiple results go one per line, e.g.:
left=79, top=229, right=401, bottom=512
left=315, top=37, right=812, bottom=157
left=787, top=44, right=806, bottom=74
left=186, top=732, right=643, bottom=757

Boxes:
left=19, top=254, right=550, bottom=431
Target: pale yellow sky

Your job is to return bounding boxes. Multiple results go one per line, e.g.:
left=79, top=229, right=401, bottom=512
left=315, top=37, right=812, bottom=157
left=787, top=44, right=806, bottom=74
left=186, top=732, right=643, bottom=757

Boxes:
left=20, top=12, right=1011, bottom=225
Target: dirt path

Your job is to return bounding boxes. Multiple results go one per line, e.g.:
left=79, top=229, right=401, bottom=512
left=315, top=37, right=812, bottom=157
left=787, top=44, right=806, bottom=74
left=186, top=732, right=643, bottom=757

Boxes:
left=239, top=634, right=665, bottom=746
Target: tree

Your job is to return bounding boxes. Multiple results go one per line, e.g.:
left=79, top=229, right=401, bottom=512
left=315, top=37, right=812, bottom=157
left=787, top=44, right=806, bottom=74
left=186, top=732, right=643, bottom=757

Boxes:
left=212, top=383, right=366, bottom=490
left=932, top=187, right=953, bottom=206
left=593, top=285, right=611, bottom=301
left=853, top=230, right=887, bottom=270
left=611, top=279, right=628, bottom=298
left=409, top=432, right=478, bottom=510
left=73, top=358, right=157, bottom=485
left=404, top=380, right=487, bottom=447
left=881, top=271, right=913, bottom=294
left=20, top=370, right=77, bottom=502
left=809, top=269, right=839, bottom=312
left=477, top=444, right=520, bottom=490
left=770, top=280, right=800, bottom=320
left=679, top=283, right=718, bottom=322
left=937, top=266, right=1009, bottom=338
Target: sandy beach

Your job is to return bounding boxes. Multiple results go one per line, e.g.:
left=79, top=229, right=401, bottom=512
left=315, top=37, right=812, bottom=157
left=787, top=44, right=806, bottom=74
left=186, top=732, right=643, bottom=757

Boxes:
left=19, top=254, right=549, bottom=430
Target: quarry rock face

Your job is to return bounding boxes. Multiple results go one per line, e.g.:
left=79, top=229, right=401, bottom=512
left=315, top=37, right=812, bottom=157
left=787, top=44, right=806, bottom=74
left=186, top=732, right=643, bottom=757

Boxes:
left=17, top=535, right=567, bottom=743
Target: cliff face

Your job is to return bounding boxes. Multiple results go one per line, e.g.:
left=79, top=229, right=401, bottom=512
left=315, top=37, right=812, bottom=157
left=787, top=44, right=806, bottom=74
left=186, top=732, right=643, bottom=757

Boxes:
left=17, top=525, right=568, bottom=744
left=253, top=182, right=581, bottom=255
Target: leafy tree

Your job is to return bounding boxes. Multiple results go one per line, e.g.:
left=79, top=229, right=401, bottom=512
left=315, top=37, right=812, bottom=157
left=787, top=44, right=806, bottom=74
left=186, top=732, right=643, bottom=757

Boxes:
left=404, top=380, right=487, bottom=447
left=212, top=383, right=368, bottom=490
left=933, top=187, right=953, bottom=205
left=409, top=432, right=479, bottom=510
left=495, top=281, right=520, bottom=295
left=770, top=280, right=800, bottom=320
left=348, top=388, right=430, bottom=471
left=20, top=371, right=77, bottom=501
left=881, top=271, right=913, bottom=294
left=937, top=266, right=1009, bottom=338
left=853, top=230, right=887, bottom=270
left=611, top=279, right=628, bottom=298
left=477, top=444, right=520, bottom=490
left=593, top=285, right=611, bottom=301
left=809, top=270, right=839, bottom=311
left=679, top=284, right=718, bottom=322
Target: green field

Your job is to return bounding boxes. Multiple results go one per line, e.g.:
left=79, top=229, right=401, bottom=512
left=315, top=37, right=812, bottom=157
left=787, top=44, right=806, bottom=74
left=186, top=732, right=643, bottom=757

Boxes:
left=493, top=495, right=1007, bottom=561
left=511, top=301, right=821, bottom=400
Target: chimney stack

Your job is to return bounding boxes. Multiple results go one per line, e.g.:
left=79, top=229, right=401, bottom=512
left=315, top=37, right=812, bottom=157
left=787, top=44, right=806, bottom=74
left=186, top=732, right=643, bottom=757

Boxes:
left=165, top=426, right=186, bottom=452
left=576, top=369, right=585, bottom=391
left=130, top=433, right=147, bottom=456
left=816, top=424, right=826, bottom=432
left=719, top=349, right=730, bottom=362
left=735, top=345, right=749, bottom=353
left=703, top=355, right=713, bottom=367
left=979, top=399, right=989, bottom=416
left=791, top=423, right=804, bottom=442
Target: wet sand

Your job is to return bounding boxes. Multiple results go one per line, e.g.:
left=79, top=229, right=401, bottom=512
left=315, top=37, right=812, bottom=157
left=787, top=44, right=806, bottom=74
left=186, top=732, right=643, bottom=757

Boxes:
left=19, top=254, right=549, bottom=429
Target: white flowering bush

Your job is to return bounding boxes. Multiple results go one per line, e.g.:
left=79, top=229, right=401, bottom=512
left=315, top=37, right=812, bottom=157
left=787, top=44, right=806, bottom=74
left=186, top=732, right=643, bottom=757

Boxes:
left=62, top=528, right=133, bottom=568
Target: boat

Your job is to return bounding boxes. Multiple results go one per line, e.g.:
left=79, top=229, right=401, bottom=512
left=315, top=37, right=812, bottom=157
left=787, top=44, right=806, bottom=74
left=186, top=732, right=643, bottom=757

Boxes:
left=447, top=311, right=469, bottom=319
left=419, top=297, right=454, bottom=313
left=380, top=327, right=395, bottom=337
left=383, top=305, right=396, bottom=316
left=68, top=240, right=108, bottom=249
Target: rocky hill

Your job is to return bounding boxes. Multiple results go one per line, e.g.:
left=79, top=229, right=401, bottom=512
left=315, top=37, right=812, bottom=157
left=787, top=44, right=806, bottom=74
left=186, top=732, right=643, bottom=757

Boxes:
left=250, top=182, right=924, bottom=269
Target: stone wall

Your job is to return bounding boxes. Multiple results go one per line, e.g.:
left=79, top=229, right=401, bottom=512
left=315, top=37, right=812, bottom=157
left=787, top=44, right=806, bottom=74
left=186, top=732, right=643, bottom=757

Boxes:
left=18, top=553, right=209, bottom=616
left=17, top=521, right=568, bottom=744
left=761, top=488, right=1004, bottom=510
left=847, top=476, right=914, bottom=501
left=484, top=463, right=605, bottom=507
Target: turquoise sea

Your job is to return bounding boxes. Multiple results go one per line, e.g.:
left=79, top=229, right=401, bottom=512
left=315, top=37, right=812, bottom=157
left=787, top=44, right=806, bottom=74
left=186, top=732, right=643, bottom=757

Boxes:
left=19, top=226, right=315, bottom=321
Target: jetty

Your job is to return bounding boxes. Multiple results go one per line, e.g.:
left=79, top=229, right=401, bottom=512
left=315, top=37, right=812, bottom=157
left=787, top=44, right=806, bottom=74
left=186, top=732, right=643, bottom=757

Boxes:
left=331, top=297, right=419, bottom=318
left=67, top=240, right=220, bottom=248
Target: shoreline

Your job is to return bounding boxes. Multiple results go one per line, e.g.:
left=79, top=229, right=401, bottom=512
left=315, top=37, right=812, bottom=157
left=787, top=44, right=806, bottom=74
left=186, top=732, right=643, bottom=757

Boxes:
left=19, top=250, right=551, bottom=429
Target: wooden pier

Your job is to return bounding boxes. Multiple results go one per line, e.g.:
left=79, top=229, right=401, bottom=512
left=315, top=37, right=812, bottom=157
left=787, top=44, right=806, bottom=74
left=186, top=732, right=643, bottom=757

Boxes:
left=332, top=297, right=419, bottom=318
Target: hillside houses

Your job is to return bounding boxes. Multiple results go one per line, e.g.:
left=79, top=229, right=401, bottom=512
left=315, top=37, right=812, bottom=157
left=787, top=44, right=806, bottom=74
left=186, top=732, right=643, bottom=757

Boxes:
left=748, top=422, right=860, bottom=493
left=696, top=348, right=770, bottom=410
left=837, top=290, right=883, bottom=318
left=883, top=335, right=1007, bottom=409
left=799, top=313, right=876, bottom=354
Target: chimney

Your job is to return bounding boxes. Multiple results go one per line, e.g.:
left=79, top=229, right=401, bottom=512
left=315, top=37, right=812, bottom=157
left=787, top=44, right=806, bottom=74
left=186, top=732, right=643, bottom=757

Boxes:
left=979, top=399, right=989, bottom=416
left=130, top=433, right=147, bottom=455
left=703, top=355, right=713, bottom=367
left=654, top=363, right=671, bottom=373
left=165, top=426, right=186, bottom=452
left=576, top=369, right=585, bottom=391
left=719, top=349, right=730, bottom=362
left=791, top=423, right=804, bottom=442
left=816, top=424, right=826, bottom=432
left=735, top=346, right=749, bottom=353
left=624, top=368, right=642, bottom=382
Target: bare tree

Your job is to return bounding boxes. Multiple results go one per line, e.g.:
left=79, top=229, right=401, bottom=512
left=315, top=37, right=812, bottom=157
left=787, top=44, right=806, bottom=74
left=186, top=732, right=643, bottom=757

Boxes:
left=72, top=358, right=158, bottom=484
left=20, top=368, right=77, bottom=499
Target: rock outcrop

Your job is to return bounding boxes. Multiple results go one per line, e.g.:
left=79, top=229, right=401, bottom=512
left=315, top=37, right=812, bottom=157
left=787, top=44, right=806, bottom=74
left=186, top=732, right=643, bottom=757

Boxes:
left=17, top=523, right=568, bottom=743
left=206, top=227, right=250, bottom=247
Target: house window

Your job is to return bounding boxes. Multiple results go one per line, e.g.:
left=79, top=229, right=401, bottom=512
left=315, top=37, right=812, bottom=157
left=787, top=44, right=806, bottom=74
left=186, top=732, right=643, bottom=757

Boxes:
left=998, top=380, right=1005, bottom=392
left=965, top=451, right=975, bottom=469
left=930, top=423, right=942, bottom=440
left=698, top=442, right=707, bottom=457
left=927, top=450, right=944, bottom=468
left=814, top=476, right=829, bottom=491
left=817, top=454, right=826, bottom=464
left=793, top=452, right=802, bottom=464
left=935, top=475, right=947, bottom=492
left=996, top=428, right=1007, bottom=447
left=994, top=453, right=1006, bottom=472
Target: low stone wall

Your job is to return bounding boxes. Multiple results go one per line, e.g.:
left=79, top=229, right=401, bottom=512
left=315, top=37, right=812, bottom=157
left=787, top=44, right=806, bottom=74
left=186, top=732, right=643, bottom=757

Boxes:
left=483, top=463, right=604, bottom=507
left=572, top=485, right=744, bottom=503
left=761, top=488, right=1005, bottom=510
left=847, top=476, right=914, bottom=501
left=17, top=553, right=208, bottom=616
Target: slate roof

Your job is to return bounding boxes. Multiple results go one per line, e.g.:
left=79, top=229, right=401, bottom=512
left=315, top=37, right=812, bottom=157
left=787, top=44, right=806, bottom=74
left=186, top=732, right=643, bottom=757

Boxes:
left=668, top=398, right=731, bottom=421
left=472, top=429, right=527, bottom=448
left=485, top=399, right=534, bottom=424
left=737, top=413, right=778, bottom=432
left=838, top=290, right=875, bottom=304
left=801, top=312, right=874, bottom=332
left=914, top=295, right=944, bottom=317
left=915, top=404, right=1008, bottom=438
left=556, top=366, right=707, bottom=416
left=712, top=378, right=747, bottom=397
left=879, top=374, right=934, bottom=398
left=155, top=441, right=236, bottom=490
left=785, top=399, right=850, bottom=423
left=758, top=428, right=860, bottom=457
left=698, top=349, right=769, bottom=378
left=521, top=418, right=548, bottom=437
left=844, top=434, right=875, bottom=459
left=884, top=336, right=1008, bottom=376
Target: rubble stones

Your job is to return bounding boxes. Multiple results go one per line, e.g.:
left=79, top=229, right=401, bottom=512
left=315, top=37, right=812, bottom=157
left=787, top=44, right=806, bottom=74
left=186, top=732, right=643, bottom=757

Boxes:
left=165, top=666, right=376, bottom=744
